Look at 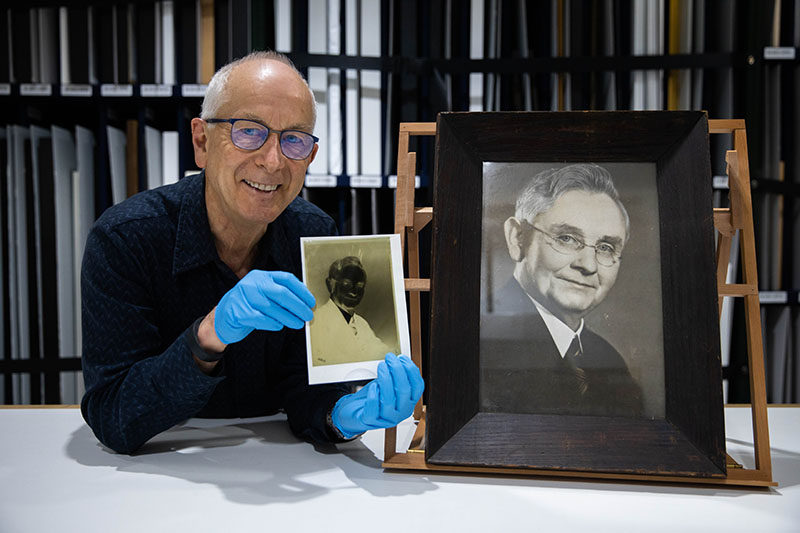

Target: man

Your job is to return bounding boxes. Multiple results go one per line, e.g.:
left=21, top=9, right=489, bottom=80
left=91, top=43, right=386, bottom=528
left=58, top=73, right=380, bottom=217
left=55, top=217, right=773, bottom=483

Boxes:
left=481, top=163, right=643, bottom=417
left=81, top=51, right=423, bottom=454
left=310, top=256, right=394, bottom=366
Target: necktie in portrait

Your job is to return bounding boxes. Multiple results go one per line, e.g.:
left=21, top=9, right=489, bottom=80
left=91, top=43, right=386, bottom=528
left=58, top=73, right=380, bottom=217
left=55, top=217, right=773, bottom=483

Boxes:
left=565, top=335, right=588, bottom=395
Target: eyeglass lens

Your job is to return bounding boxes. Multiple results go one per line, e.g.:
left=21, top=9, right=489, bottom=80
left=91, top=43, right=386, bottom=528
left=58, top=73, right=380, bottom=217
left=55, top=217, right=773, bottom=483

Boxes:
left=547, top=234, right=619, bottom=266
left=230, top=120, right=315, bottom=160
left=527, top=222, right=620, bottom=266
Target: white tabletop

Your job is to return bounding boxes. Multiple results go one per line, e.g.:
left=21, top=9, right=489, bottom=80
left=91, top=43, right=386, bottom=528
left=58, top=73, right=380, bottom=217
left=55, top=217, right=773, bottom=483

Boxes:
left=1, top=406, right=798, bottom=533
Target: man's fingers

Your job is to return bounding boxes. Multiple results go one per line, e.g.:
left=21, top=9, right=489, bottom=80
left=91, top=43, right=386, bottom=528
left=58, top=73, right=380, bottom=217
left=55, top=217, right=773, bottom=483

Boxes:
left=238, top=305, right=302, bottom=330
left=270, top=271, right=317, bottom=309
left=259, top=281, right=314, bottom=322
left=249, top=272, right=314, bottom=324
left=398, top=355, right=425, bottom=403
left=386, top=354, right=412, bottom=407
left=361, top=381, right=381, bottom=425
left=376, top=360, right=398, bottom=416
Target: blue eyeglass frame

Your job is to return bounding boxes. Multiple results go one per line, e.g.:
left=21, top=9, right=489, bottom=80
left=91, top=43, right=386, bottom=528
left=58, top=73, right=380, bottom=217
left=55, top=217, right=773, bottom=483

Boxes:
left=204, top=118, right=319, bottom=159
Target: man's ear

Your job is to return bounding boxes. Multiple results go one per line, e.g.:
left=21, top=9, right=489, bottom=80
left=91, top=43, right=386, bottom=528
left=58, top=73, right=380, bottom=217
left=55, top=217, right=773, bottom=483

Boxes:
left=305, top=143, right=319, bottom=167
left=504, top=217, right=526, bottom=262
left=325, top=277, right=334, bottom=295
left=190, top=118, right=209, bottom=169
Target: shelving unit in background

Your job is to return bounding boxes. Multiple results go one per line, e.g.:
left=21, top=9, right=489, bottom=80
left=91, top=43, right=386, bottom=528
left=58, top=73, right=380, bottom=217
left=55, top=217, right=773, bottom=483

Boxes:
left=0, top=0, right=797, bottom=406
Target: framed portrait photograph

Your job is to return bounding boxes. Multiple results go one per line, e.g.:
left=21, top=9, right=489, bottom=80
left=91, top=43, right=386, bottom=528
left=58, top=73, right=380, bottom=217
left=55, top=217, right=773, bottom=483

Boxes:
left=302, top=234, right=411, bottom=384
left=427, top=111, right=726, bottom=477
left=480, top=161, right=665, bottom=421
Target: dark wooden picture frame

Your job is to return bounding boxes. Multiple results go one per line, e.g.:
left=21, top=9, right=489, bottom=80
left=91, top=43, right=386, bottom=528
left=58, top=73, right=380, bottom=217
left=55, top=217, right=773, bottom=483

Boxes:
left=427, top=111, right=726, bottom=477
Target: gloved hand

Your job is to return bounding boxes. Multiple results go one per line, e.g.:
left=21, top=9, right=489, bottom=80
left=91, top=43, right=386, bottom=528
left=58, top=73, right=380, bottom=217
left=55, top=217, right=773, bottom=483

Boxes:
left=214, top=270, right=315, bottom=345
left=331, top=353, right=425, bottom=439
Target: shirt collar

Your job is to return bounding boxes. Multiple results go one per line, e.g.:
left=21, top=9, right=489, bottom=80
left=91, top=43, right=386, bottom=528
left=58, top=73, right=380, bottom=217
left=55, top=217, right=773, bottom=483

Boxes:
left=172, top=170, right=297, bottom=277
left=173, top=171, right=219, bottom=276
left=256, top=209, right=295, bottom=273
left=331, top=299, right=355, bottom=323
left=527, top=295, right=585, bottom=359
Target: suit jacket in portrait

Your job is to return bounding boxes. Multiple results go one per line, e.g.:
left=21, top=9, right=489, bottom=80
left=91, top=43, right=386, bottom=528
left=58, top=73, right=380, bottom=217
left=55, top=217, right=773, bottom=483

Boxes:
left=480, top=279, right=644, bottom=417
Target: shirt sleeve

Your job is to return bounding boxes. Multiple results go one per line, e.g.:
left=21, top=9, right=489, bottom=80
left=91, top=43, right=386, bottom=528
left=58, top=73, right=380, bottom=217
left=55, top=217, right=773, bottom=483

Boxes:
left=80, top=225, right=223, bottom=454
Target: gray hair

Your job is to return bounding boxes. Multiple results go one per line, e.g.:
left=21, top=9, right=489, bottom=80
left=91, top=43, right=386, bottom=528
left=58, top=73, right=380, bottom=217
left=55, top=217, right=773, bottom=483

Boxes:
left=200, top=50, right=317, bottom=128
left=328, top=256, right=365, bottom=282
left=515, top=163, right=630, bottom=241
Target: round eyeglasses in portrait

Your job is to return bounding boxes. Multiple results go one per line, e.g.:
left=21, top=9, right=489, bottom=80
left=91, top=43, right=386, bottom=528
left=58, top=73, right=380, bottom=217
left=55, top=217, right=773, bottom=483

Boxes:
left=521, top=220, right=623, bottom=267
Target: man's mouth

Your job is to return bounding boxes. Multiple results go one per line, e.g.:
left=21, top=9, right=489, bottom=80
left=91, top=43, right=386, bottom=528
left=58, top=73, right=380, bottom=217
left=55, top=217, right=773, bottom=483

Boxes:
left=243, top=179, right=279, bottom=192
left=559, top=277, right=596, bottom=289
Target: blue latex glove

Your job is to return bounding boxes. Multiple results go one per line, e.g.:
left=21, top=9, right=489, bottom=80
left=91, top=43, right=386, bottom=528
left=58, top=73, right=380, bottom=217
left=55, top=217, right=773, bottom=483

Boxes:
left=214, top=270, right=315, bottom=345
left=331, top=353, right=425, bottom=439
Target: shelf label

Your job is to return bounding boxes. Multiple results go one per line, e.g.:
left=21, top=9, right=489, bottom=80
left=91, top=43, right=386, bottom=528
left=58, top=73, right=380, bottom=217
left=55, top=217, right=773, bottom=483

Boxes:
left=764, top=47, right=796, bottom=60
left=712, top=176, right=729, bottom=189
left=141, top=84, right=173, bottom=97
left=305, top=174, right=337, bottom=187
left=350, top=175, right=383, bottom=188
left=61, top=84, right=93, bottom=97
left=100, top=84, right=133, bottom=97
left=759, top=291, right=788, bottom=304
left=20, top=83, right=52, bottom=96
left=181, top=84, right=208, bottom=97
left=0, top=83, right=10, bottom=95
left=388, top=175, right=421, bottom=189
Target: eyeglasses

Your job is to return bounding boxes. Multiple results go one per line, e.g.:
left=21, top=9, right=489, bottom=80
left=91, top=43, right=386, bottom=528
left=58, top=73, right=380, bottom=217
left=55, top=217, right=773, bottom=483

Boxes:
left=205, top=118, right=319, bottom=160
left=523, top=221, right=623, bottom=267
left=336, top=279, right=366, bottom=292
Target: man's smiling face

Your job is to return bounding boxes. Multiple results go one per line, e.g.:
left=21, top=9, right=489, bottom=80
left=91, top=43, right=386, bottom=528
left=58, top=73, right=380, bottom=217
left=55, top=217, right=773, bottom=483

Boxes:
left=193, top=59, right=317, bottom=231
left=516, top=190, right=626, bottom=324
left=330, top=265, right=367, bottom=312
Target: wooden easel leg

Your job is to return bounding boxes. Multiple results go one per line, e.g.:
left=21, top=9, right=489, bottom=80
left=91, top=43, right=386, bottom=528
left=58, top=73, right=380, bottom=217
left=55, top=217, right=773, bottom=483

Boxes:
left=740, top=246, right=771, bottom=475
left=716, top=232, right=734, bottom=318
left=386, top=125, right=434, bottom=463
left=384, top=426, right=397, bottom=461
left=731, top=129, right=772, bottom=478
left=407, top=227, right=424, bottom=421
left=393, top=132, right=416, bottom=251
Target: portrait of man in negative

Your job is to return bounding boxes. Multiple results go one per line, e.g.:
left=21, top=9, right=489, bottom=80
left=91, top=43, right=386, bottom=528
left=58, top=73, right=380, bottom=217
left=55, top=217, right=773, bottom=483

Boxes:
left=309, top=255, right=396, bottom=366
left=480, top=162, right=664, bottom=418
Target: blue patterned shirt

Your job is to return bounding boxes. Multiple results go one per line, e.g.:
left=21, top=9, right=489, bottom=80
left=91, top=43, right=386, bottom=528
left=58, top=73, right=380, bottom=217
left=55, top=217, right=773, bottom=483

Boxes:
left=80, top=172, right=349, bottom=454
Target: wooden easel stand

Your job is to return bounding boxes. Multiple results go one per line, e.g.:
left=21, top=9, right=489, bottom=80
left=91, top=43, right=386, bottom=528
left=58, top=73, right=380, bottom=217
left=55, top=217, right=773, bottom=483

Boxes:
left=383, top=119, right=774, bottom=488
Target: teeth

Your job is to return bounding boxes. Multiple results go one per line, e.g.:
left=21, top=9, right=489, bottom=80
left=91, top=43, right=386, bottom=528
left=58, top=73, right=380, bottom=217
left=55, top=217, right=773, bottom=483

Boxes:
left=244, top=179, right=278, bottom=192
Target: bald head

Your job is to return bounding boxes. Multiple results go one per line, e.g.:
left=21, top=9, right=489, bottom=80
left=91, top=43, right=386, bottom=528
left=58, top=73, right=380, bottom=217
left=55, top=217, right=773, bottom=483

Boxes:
left=200, top=51, right=317, bottom=130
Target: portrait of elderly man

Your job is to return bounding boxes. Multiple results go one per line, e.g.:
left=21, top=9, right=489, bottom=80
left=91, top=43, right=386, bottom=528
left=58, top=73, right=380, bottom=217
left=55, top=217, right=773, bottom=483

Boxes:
left=481, top=163, right=644, bottom=418
left=309, top=256, right=393, bottom=366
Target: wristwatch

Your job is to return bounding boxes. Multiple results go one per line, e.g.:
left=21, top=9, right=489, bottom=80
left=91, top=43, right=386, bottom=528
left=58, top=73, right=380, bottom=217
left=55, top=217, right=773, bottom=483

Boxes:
left=326, top=408, right=347, bottom=440
left=185, top=316, right=226, bottom=363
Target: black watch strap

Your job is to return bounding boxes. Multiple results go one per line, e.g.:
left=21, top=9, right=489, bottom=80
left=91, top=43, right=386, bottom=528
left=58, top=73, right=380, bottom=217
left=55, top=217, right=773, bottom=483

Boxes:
left=185, top=317, right=226, bottom=363
left=326, top=408, right=347, bottom=440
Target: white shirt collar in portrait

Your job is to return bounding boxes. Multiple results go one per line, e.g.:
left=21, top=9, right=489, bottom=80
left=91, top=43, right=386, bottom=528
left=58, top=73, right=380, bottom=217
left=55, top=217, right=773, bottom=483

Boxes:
left=526, top=295, right=585, bottom=359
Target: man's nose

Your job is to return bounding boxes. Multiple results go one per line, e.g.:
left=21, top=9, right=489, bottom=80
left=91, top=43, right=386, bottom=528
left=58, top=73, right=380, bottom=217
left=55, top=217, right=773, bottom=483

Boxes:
left=253, top=132, right=285, bottom=171
left=571, top=246, right=598, bottom=274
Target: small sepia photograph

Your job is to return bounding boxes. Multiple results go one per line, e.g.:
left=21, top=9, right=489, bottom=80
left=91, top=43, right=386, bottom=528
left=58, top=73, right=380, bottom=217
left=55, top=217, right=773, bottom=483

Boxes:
left=480, top=161, right=666, bottom=419
left=302, top=234, right=410, bottom=384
